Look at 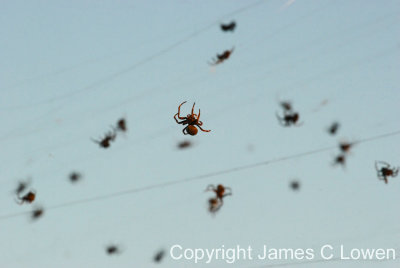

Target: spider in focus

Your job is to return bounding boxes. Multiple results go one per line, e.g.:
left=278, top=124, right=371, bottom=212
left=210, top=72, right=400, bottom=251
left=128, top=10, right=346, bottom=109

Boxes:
left=153, top=249, right=166, bottom=263
left=92, top=129, right=117, bottom=148
left=174, top=101, right=211, bottom=136
left=16, top=190, right=36, bottom=204
left=220, top=21, right=236, bottom=32
left=116, top=118, right=127, bottom=132
left=276, top=111, right=302, bottom=127
left=375, top=161, right=399, bottom=184
left=327, top=122, right=340, bottom=135
left=209, top=47, right=234, bottom=66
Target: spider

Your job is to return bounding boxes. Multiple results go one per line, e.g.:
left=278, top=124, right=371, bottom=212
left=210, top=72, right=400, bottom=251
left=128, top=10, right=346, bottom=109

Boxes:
left=290, top=180, right=300, bottom=191
left=220, top=21, right=236, bottom=32
left=174, top=101, right=211, bottom=136
left=209, top=47, right=234, bottom=66
left=327, top=122, right=340, bottom=135
left=116, top=118, right=127, bottom=132
left=153, top=250, right=165, bottom=263
left=69, top=172, right=82, bottom=183
left=31, top=207, right=44, bottom=221
left=106, top=245, right=121, bottom=255
left=276, top=111, right=302, bottom=127
left=92, top=129, right=117, bottom=148
left=375, top=161, right=399, bottom=184
left=339, top=141, right=353, bottom=154
left=16, top=190, right=36, bottom=204
left=333, top=154, right=346, bottom=167
left=205, top=184, right=232, bottom=200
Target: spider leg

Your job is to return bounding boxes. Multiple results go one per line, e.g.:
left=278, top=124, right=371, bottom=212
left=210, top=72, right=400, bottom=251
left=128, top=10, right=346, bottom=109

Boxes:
left=191, top=102, right=196, bottom=115
left=198, top=125, right=211, bottom=132
left=177, top=101, right=187, bottom=119
left=376, top=161, right=390, bottom=168
left=182, top=126, right=188, bottom=135
left=197, top=109, right=201, bottom=122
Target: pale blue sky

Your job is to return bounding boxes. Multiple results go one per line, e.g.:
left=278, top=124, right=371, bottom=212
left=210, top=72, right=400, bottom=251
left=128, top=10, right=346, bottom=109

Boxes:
left=0, top=0, right=399, bottom=267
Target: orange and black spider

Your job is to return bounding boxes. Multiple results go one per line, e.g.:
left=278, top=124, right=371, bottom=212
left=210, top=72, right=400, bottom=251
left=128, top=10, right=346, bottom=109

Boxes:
left=205, top=184, right=232, bottom=201
left=220, top=21, right=236, bottom=32
left=106, top=245, right=121, bottom=255
left=16, top=190, right=36, bottom=204
left=209, top=47, right=234, bottom=66
left=92, top=128, right=117, bottom=148
left=31, top=206, right=44, bottom=221
left=375, top=161, right=399, bottom=184
left=174, top=101, right=210, bottom=136
left=327, top=122, right=340, bottom=135
left=276, top=111, right=302, bottom=127
left=116, top=118, right=127, bottom=132
left=153, top=249, right=165, bottom=263
left=69, top=172, right=82, bottom=183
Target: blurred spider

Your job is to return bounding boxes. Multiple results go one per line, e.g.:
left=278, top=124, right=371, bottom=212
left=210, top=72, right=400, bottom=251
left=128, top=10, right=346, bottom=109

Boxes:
left=174, top=101, right=211, bottom=136
left=208, top=197, right=223, bottom=214
left=106, top=245, right=121, bottom=255
left=339, top=141, right=353, bottom=154
left=333, top=154, right=346, bottom=168
left=116, top=118, right=127, bottom=132
left=205, top=184, right=232, bottom=200
left=280, top=101, right=292, bottom=112
left=375, top=161, right=399, bottom=184
left=220, top=21, right=236, bottom=32
left=15, top=178, right=31, bottom=195
left=290, top=180, right=300, bottom=191
left=327, top=122, right=340, bottom=135
left=209, top=47, right=234, bottom=66
left=92, top=129, right=116, bottom=148
left=16, top=190, right=36, bottom=204
left=69, top=172, right=82, bottom=183
left=154, top=249, right=166, bottom=263
left=177, top=140, right=192, bottom=149
left=31, top=207, right=44, bottom=221
left=276, top=111, right=302, bottom=127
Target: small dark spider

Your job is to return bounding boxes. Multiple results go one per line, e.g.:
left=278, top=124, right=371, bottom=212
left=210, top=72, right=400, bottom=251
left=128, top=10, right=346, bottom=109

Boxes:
left=276, top=111, right=302, bottom=127
left=153, top=249, right=166, bottom=263
left=339, top=141, right=353, bottom=154
left=333, top=154, right=346, bottom=167
left=290, top=180, right=300, bottom=191
left=31, top=207, right=44, bottom=221
left=375, top=161, right=399, bottom=184
left=92, top=129, right=117, bottom=148
left=69, top=172, right=82, bottom=183
left=106, top=245, right=121, bottom=255
left=209, top=47, right=234, bottom=66
left=177, top=140, right=192, bottom=149
left=220, top=21, right=236, bottom=32
left=174, top=101, right=211, bottom=136
left=116, top=118, right=127, bottom=132
left=205, top=184, right=232, bottom=201
left=327, top=122, right=340, bottom=135
left=16, top=190, right=36, bottom=204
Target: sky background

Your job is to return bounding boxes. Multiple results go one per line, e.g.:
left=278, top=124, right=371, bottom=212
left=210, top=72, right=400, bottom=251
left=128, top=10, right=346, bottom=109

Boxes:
left=0, top=0, right=400, bottom=267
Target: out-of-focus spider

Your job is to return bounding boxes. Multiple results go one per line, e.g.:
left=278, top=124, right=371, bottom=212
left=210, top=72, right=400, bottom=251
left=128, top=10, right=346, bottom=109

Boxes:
left=177, top=140, right=192, bottom=149
left=339, top=141, right=353, bottom=154
left=174, top=101, right=211, bottom=136
left=280, top=101, right=292, bottom=112
left=31, top=207, right=44, bottom=221
left=16, top=190, right=36, bottom=204
left=208, top=197, right=223, bottom=214
left=92, top=129, right=117, bottom=148
left=327, top=122, right=340, bottom=135
left=333, top=154, right=346, bottom=167
left=209, top=47, right=234, bottom=66
left=154, top=249, right=166, bottom=263
left=69, top=172, right=82, bottom=183
left=15, top=178, right=31, bottom=195
left=290, top=180, right=300, bottom=191
left=106, top=245, right=121, bottom=255
left=116, top=118, right=127, bottom=132
left=205, top=184, right=232, bottom=200
left=375, top=161, right=399, bottom=184
left=220, top=21, right=236, bottom=32
left=276, top=111, right=302, bottom=127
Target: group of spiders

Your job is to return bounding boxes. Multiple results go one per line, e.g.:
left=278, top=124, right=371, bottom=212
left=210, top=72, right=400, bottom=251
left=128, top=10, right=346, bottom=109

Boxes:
left=208, top=21, right=236, bottom=66
left=92, top=118, right=127, bottom=148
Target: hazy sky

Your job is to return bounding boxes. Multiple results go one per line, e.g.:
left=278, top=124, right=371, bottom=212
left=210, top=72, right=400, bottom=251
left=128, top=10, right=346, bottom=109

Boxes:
left=0, top=0, right=399, bottom=267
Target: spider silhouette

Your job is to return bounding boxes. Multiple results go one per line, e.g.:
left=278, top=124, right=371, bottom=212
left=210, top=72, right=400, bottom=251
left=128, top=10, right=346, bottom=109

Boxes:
left=290, top=180, right=300, bottom=191
left=153, top=249, right=166, bottom=263
left=276, top=111, right=302, bottom=127
left=209, top=47, right=234, bottom=66
left=92, top=129, right=117, bottom=148
left=327, top=122, right=340, bottom=135
left=116, top=118, right=127, bottom=132
left=220, top=21, right=236, bottom=32
left=106, top=245, right=121, bottom=255
left=16, top=190, right=36, bottom=204
left=174, top=101, right=210, bottom=136
left=375, top=161, right=399, bottom=184
left=69, top=172, right=82, bottom=183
